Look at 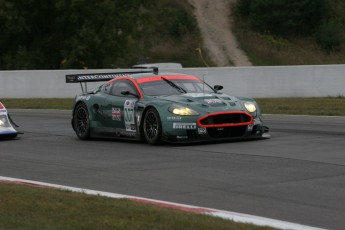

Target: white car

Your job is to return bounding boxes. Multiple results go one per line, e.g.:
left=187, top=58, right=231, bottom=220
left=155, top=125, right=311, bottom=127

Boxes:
left=0, top=102, right=18, bottom=138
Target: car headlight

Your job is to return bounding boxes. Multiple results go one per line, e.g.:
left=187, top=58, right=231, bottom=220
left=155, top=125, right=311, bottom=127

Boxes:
left=0, top=119, right=4, bottom=126
left=169, top=106, right=199, bottom=115
left=244, top=102, right=257, bottom=113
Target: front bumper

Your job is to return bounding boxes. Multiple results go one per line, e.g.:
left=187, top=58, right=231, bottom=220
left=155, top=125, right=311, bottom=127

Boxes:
left=162, top=115, right=269, bottom=143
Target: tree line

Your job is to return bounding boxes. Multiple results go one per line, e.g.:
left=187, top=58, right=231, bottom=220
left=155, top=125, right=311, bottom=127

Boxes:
left=236, top=0, right=343, bottom=53
left=0, top=0, right=199, bottom=70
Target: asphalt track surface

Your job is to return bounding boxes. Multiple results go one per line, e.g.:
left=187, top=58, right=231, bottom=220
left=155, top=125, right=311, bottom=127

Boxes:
left=1, top=110, right=345, bottom=230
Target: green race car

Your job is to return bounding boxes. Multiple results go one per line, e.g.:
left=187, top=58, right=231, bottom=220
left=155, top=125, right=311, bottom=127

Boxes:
left=66, top=69, right=269, bottom=144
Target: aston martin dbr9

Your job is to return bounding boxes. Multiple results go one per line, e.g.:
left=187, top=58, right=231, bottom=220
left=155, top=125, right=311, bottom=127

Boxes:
left=66, top=69, right=269, bottom=144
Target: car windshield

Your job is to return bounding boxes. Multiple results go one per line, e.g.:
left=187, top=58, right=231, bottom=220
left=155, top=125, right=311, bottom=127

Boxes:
left=139, top=79, right=215, bottom=96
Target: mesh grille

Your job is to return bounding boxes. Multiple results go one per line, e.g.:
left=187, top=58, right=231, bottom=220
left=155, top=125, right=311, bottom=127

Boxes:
left=199, top=113, right=251, bottom=126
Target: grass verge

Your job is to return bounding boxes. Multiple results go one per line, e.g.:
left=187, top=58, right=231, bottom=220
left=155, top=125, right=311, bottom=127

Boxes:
left=0, top=183, right=276, bottom=230
left=256, top=97, right=345, bottom=116
left=2, top=97, right=345, bottom=116
left=1, top=98, right=75, bottom=110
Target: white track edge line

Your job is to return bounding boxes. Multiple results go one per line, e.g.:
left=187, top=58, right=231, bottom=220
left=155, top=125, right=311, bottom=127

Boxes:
left=0, top=176, right=326, bottom=230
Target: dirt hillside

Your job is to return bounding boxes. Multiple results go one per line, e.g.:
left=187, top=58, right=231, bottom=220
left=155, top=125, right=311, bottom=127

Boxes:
left=188, top=0, right=252, bottom=66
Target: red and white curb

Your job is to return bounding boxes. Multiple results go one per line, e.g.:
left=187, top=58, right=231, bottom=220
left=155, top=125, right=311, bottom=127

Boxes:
left=0, top=176, right=325, bottom=230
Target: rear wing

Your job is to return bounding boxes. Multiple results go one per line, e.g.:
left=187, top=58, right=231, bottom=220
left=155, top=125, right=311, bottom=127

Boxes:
left=66, top=68, right=158, bottom=94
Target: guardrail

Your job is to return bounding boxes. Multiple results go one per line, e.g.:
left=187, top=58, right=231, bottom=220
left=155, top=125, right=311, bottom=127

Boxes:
left=1, top=65, right=345, bottom=98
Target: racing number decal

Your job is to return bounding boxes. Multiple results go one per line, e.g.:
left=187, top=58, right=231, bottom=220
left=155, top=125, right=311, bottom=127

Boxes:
left=124, top=100, right=136, bottom=132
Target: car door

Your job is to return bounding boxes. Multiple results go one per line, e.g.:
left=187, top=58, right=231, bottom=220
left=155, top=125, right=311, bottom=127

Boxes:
left=103, top=79, right=139, bottom=137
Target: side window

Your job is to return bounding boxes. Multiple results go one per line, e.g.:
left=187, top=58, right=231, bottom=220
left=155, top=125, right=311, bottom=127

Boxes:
left=102, top=83, right=111, bottom=94
left=110, top=80, right=138, bottom=97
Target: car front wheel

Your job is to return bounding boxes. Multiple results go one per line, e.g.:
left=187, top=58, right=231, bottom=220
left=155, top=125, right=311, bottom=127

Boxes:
left=143, top=108, right=162, bottom=145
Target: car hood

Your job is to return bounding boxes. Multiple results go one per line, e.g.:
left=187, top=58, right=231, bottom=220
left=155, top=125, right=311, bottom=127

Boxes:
left=151, top=93, right=246, bottom=113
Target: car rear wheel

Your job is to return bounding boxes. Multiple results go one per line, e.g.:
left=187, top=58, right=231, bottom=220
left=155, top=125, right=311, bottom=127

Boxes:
left=73, top=103, right=90, bottom=140
left=143, top=108, right=162, bottom=145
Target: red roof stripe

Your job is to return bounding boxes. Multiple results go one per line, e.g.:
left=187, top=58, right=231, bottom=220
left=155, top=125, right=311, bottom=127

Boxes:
left=136, top=75, right=200, bottom=84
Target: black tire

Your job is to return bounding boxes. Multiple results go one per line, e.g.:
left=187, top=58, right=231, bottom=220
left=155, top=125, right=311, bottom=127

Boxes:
left=73, top=103, right=90, bottom=140
left=143, top=108, right=162, bottom=145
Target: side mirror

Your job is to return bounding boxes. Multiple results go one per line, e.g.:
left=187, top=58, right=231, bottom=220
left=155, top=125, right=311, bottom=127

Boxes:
left=214, top=85, right=223, bottom=91
left=121, top=90, right=139, bottom=98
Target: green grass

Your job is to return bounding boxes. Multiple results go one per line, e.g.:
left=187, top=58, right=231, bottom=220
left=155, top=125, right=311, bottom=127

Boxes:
left=256, top=97, right=345, bottom=116
left=1, top=98, right=75, bottom=110
left=2, top=97, right=345, bottom=116
left=0, top=183, right=276, bottom=230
